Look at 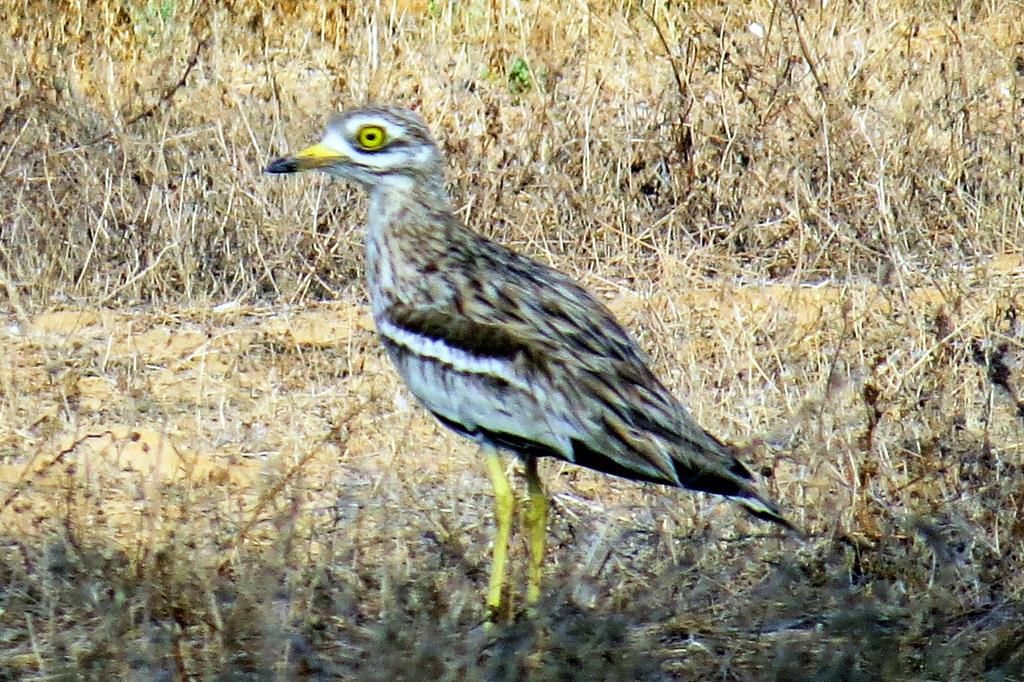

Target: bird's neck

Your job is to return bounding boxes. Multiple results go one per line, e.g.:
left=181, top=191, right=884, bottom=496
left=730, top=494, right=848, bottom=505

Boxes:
left=364, top=181, right=454, bottom=317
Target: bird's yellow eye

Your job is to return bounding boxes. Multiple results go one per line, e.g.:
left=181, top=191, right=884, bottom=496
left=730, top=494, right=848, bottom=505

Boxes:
left=355, top=125, right=387, bottom=151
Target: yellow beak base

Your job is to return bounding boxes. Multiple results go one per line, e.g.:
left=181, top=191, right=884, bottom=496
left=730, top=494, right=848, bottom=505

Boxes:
left=265, top=142, right=344, bottom=174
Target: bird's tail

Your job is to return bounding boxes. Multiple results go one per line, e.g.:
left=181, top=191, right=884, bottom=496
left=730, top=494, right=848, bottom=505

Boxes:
left=728, top=490, right=799, bottom=533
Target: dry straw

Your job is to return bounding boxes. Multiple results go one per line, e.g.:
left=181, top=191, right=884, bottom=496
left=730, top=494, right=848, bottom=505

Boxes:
left=0, top=1, right=1021, bottom=678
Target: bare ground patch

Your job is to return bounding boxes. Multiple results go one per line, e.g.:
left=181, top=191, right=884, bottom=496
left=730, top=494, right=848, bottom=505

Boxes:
left=2, top=269, right=1022, bottom=678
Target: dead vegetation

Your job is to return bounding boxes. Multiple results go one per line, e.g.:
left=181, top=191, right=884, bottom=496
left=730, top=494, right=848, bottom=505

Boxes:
left=1, top=0, right=1022, bottom=679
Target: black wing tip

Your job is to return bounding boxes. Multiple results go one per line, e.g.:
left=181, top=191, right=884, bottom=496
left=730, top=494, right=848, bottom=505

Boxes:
left=264, top=157, right=299, bottom=174
left=748, top=505, right=799, bottom=533
left=737, top=497, right=802, bottom=535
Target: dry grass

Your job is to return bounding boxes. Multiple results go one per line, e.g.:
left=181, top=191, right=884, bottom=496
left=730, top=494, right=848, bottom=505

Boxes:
left=1, top=0, right=1023, bottom=679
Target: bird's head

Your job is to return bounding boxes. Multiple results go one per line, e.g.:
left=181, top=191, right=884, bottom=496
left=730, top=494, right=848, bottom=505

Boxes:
left=265, top=106, right=443, bottom=192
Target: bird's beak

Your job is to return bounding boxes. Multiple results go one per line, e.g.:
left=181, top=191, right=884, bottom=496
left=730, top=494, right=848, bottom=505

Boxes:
left=265, top=142, right=345, bottom=174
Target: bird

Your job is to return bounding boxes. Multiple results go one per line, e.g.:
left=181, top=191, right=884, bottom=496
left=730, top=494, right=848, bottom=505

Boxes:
left=265, top=105, right=793, bottom=621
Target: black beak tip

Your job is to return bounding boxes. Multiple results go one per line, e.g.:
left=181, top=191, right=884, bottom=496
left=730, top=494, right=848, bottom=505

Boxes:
left=265, top=157, right=298, bottom=174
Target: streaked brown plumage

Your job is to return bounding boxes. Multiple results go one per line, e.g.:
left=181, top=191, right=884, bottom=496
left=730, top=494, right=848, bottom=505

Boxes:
left=266, top=105, right=793, bottom=616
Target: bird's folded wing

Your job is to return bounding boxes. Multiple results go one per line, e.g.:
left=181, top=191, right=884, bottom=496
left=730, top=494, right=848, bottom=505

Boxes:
left=379, top=301, right=748, bottom=489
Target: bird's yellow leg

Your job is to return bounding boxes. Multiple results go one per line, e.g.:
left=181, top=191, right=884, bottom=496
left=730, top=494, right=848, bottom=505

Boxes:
left=524, top=457, right=547, bottom=606
left=484, top=447, right=514, bottom=621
